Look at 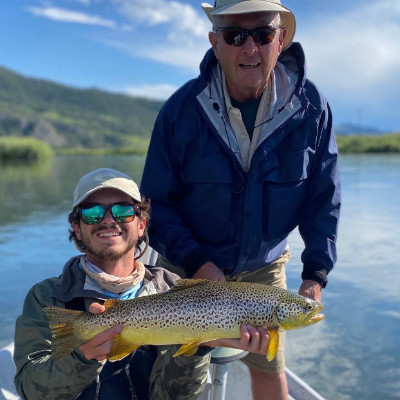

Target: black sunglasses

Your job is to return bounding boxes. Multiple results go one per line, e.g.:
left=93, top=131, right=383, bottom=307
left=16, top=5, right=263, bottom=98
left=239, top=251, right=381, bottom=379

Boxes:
left=77, top=202, right=138, bottom=225
left=216, top=25, right=280, bottom=47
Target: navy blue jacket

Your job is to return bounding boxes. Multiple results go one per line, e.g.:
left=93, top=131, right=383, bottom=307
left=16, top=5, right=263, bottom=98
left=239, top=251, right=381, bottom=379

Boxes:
left=141, top=43, right=341, bottom=287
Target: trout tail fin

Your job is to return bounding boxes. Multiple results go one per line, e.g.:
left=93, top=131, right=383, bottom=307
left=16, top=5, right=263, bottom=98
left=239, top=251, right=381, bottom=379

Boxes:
left=43, top=306, right=84, bottom=361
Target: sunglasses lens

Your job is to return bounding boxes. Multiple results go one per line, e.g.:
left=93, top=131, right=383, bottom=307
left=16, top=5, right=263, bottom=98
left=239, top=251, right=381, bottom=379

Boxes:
left=111, top=204, right=135, bottom=223
left=79, top=204, right=136, bottom=224
left=254, top=27, right=276, bottom=45
left=81, top=205, right=105, bottom=225
left=223, top=28, right=247, bottom=46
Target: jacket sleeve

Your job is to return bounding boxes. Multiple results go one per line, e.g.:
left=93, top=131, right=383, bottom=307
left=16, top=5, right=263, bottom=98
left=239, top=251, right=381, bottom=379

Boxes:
left=13, top=281, right=104, bottom=400
left=140, top=102, right=212, bottom=277
left=149, top=344, right=211, bottom=400
left=299, top=100, right=341, bottom=287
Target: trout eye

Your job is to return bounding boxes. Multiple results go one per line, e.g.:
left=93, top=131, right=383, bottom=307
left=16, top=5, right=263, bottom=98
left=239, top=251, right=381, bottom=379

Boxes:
left=307, top=305, right=313, bottom=311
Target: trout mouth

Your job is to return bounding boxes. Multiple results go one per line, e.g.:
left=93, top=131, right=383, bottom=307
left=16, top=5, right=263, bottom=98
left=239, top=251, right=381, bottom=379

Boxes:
left=304, top=303, right=325, bottom=325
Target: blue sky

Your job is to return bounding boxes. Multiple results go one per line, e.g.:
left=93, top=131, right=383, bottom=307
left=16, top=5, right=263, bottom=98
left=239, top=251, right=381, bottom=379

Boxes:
left=2, top=0, right=400, bottom=131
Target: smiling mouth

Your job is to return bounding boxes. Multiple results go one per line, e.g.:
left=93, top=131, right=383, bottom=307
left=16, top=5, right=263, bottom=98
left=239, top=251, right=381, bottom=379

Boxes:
left=239, top=63, right=260, bottom=68
left=98, top=232, right=122, bottom=238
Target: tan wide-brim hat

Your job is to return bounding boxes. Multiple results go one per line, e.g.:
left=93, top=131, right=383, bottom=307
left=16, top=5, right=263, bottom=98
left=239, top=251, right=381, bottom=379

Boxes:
left=202, top=0, right=296, bottom=50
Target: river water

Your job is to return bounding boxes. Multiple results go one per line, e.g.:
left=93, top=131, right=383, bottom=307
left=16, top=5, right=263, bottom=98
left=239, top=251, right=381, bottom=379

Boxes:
left=0, top=154, right=399, bottom=400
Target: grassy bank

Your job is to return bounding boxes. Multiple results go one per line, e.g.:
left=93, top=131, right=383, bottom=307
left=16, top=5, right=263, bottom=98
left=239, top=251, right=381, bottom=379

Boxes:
left=2, top=133, right=400, bottom=161
left=59, top=133, right=399, bottom=155
left=57, top=136, right=150, bottom=156
left=0, top=137, right=53, bottom=162
left=337, top=133, right=400, bottom=153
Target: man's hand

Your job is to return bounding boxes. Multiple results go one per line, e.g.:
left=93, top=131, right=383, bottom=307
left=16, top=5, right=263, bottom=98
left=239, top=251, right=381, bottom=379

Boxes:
left=204, top=324, right=271, bottom=355
left=299, top=280, right=322, bottom=302
left=78, top=302, right=122, bottom=361
left=193, top=262, right=226, bottom=282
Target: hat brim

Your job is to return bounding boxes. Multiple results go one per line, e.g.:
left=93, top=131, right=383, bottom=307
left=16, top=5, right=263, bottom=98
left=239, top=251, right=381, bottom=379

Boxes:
left=201, top=1, right=296, bottom=50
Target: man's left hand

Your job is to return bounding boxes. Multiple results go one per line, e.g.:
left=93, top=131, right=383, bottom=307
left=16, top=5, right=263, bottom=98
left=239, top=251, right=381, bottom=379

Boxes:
left=299, top=280, right=322, bottom=302
left=204, top=324, right=270, bottom=355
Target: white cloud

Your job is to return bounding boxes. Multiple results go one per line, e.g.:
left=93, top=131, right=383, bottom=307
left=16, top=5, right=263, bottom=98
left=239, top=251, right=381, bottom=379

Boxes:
left=26, top=6, right=116, bottom=28
left=299, top=0, right=400, bottom=95
left=69, top=0, right=92, bottom=5
left=98, top=0, right=212, bottom=72
left=99, top=30, right=210, bottom=73
left=106, top=40, right=209, bottom=72
left=137, top=44, right=210, bottom=72
left=82, top=0, right=212, bottom=73
left=293, top=0, right=400, bottom=128
left=121, top=83, right=179, bottom=100
left=112, top=0, right=210, bottom=38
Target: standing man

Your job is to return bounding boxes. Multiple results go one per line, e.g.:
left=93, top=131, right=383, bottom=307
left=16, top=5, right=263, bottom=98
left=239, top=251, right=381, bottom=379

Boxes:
left=140, top=1, right=341, bottom=399
left=14, top=168, right=270, bottom=400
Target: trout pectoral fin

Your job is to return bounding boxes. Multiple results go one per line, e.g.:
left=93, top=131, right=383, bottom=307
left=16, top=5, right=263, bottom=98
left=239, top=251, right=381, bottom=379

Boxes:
left=266, top=329, right=279, bottom=362
left=108, top=334, right=140, bottom=362
left=103, top=299, right=119, bottom=309
left=173, top=342, right=201, bottom=357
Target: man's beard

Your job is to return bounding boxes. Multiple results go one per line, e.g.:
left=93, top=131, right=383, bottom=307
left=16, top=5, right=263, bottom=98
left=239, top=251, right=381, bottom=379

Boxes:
left=81, top=231, right=138, bottom=261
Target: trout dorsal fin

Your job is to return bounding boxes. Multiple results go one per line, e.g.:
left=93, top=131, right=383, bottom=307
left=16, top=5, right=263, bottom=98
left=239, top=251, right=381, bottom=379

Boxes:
left=170, top=279, right=210, bottom=291
left=103, top=299, right=119, bottom=309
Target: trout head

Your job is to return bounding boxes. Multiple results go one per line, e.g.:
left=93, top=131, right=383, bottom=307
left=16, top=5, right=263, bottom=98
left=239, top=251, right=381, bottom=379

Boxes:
left=276, top=296, right=324, bottom=331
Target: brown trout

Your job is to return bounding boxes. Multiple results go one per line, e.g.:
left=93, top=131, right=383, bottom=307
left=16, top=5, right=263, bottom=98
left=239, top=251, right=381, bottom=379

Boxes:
left=44, top=279, right=324, bottom=362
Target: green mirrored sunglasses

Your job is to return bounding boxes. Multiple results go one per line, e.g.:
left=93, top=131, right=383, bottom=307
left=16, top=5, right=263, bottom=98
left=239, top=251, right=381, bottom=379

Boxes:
left=78, top=203, right=138, bottom=225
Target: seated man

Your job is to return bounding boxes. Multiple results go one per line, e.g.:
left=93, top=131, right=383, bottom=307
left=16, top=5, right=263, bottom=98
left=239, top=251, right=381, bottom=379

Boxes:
left=14, top=168, right=270, bottom=400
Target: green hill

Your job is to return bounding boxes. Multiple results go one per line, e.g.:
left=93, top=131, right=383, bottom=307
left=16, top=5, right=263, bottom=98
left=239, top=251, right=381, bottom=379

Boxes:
left=0, top=66, right=163, bottom=150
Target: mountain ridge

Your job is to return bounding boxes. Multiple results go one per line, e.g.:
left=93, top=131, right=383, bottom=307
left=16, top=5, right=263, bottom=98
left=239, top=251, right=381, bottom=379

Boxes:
left=0, top=65, right=163, bottom=149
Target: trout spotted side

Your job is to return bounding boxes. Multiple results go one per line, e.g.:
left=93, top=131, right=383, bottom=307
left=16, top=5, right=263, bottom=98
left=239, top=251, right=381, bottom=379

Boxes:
left=44, top=279, right=324, bottom=362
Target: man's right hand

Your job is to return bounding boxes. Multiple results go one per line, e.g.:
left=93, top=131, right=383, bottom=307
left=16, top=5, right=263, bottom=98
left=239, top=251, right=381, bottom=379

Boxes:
left=204, top=324, right=271, bottom=355
left=78, top=302, right=122, bottom=361
left=193, top=261, right=226, bottom=282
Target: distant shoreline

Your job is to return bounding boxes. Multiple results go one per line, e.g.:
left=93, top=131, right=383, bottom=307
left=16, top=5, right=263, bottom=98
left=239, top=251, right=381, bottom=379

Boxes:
left=1, top=133, right=400, bottom=163
left=336, top=132, right=400, bottom=153
left=55, top=133, right=400, bottom=155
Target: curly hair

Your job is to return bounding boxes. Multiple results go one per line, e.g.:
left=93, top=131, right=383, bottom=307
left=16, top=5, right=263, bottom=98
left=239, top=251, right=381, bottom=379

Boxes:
left=68, top=196, right=151, bottom=258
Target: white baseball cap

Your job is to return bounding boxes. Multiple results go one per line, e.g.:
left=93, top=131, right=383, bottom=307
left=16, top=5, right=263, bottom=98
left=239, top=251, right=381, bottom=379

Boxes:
left=73, top=168, right=141, bottom=207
